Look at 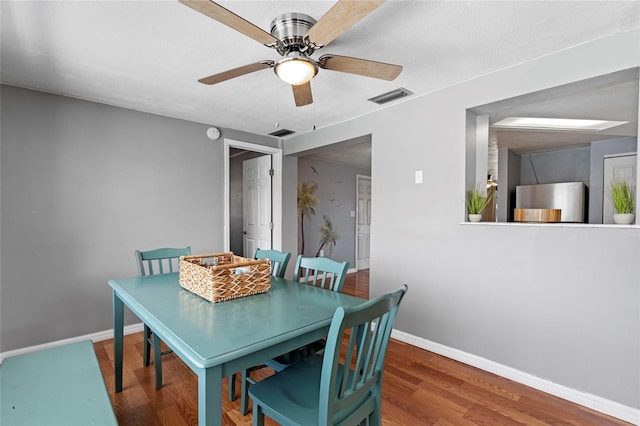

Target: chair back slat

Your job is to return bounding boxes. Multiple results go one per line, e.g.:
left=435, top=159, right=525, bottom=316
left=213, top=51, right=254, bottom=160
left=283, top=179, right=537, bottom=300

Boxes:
left=254, top=249, right=291, bottom=278
left=319, top=285, right=407, bottom=425
left=135, top=247, right=191, bottom=277
left=293, top=255, right=349, bottom=292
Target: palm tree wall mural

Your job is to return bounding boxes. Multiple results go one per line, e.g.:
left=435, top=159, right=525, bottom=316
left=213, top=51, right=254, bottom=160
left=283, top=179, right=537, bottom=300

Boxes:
left=315, top=215, right=339, bottom=257
left=297, top=181, right=319, bottom=255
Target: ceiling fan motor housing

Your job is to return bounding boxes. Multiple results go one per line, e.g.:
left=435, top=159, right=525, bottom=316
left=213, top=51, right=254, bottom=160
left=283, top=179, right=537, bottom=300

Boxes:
left=270, top=12, right=317, bottom=55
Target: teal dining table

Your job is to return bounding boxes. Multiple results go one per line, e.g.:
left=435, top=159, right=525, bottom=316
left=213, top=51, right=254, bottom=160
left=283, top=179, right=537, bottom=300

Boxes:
left=109, top=272, right=364, bottom=425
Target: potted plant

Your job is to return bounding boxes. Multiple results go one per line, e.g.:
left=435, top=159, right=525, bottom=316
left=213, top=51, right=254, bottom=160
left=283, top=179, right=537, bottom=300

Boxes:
left=466, top=185, right=491, bottom=222
left=609, top=180, right=635, bottom=224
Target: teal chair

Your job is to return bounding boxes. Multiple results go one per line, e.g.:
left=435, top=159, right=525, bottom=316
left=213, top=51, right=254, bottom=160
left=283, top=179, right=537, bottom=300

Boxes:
left=293, top=255, right=349, bottom=291
left=237, top=255, right=350, bottom=415
left=255, top=248, right=291, bottom=278
left=227, top=248, right=292, bottom=403
left=249, top=285, right=408, bottom=426
left=135, top=246, right=191, bottom=389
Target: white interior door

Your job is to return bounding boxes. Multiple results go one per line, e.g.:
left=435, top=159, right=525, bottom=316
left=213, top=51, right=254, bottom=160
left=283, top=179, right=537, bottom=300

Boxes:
left=243, top=155, right=272, bottom=257
left=603, top=154, right=637, bottom=224
left=356, top=175, right=371, bottom=270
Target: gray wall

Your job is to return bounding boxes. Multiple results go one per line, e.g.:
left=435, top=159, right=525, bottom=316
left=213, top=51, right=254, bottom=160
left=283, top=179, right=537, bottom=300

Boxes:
left=520, top=146, right=591, bottom=185
left=0, top=85, right=275, bottom=351
left=297, top=157, right=370, bottom=266
left=283, top=30, right=640, bottom=410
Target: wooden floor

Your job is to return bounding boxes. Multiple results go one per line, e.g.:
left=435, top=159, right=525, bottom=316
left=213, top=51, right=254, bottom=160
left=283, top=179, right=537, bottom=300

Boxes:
left=95, top=270, right=631, bottom=425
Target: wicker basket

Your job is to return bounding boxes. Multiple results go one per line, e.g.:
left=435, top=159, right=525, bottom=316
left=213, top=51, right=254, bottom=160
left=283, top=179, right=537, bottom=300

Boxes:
left=179, top=252, right=271, bottom=303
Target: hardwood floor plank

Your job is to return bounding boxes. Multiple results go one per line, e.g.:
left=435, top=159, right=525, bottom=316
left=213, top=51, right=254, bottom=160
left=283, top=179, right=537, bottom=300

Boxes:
left=384, top=362, right=425, bottom=386
left=157, top=404, right=189, bottom=426
left=410, top=387, right=476, bottom=424
left=463, top=404, right=530, bottom=426
left=425, top=354, right=522, bottom=402
left=417, top=372, right=479, bottom=411
left=95, top=270, right=633, bottom=425
left=382, top=377, right=443, bottom=424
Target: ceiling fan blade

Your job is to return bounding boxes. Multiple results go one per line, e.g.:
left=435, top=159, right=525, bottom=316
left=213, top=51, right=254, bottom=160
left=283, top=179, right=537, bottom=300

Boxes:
left=179, top=0, right=280, bottom=47
left=305, top=0, right=385, bottom=48
left=198, top=61, right=274, bottom=85
left=292, top=82, right=313, bottom=107
left=319, top=54, right=402, bottom=80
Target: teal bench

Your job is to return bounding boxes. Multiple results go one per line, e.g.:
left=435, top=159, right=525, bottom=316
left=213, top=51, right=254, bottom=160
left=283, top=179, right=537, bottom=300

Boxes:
left=0, top=340, right=117, bottom=426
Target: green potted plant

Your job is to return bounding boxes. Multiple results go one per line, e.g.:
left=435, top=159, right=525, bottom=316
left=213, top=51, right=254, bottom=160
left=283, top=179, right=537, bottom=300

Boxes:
left=609, top=180, right=635, bottom=224
left=466, top=185, right=491, bottom=222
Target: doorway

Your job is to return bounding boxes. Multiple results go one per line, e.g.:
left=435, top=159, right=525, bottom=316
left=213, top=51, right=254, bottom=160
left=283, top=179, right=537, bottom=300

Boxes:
left=295, top=135, right=371, bottom=269
left=242, top=154, right=273, bottom=256
left=224, top=139, right=282, bottom=254
left=356, top=175, right=371, bottom=270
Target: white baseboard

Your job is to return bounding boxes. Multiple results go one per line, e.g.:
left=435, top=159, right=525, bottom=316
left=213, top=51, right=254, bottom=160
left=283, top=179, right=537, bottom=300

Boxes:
left=0, top=323, right=144, bottom=364
left=391, top=329, right=639, bottom=425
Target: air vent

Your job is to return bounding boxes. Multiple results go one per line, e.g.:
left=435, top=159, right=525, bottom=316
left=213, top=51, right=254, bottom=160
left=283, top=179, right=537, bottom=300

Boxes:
left=269, top=128, right=296, bottom=137
left=368, top=87, right=413, bottom=105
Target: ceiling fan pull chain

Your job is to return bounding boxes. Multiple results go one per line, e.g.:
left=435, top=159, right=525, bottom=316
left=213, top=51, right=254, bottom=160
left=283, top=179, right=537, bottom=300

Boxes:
left=275, top=85, right=280, bottom=128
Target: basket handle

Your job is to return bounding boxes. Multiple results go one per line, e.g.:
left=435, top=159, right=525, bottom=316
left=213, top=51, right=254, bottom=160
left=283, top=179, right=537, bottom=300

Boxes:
left=180, top=252, right=234, bottom=261
left=179, top=253, right=270, bottom=269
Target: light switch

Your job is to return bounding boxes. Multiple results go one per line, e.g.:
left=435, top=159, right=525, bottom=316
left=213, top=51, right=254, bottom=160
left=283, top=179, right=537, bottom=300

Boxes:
left=350, top=210, right=356, bottom=218
left=415, top=170, right=423, bottom=184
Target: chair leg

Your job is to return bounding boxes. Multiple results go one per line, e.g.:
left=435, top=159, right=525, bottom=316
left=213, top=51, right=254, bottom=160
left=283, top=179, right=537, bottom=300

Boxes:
left=143, top=324, right=151, bottom=366
left=241, top=369, right=250, bottom=415
left=153, top=334, right=163, bottom=389
left=369, top=406, right=381, bottom=426
left=228, top=373, right=237, bottom=401
left=252, top=403, right=264, bottom=426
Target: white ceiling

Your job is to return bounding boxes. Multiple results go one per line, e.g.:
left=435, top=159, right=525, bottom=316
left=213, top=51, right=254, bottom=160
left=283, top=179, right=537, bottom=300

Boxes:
left=2, top=0, right=639, bottom=145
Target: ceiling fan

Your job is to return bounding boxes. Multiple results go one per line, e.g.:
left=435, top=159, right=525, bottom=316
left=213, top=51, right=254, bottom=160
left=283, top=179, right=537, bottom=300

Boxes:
left=178, top=0, right=403, bottom=107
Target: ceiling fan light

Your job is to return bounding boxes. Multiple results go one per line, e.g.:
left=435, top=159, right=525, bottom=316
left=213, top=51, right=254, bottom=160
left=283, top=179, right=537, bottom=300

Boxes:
left=275, top=55, right=317, bottom=85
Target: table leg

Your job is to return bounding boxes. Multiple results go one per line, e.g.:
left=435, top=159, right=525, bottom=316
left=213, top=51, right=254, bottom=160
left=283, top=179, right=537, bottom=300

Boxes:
left=154, top=333, right=162, bottom=389
left=113, top=290, right=124, bottom=393
left=198, top=365, right=222, bottom=426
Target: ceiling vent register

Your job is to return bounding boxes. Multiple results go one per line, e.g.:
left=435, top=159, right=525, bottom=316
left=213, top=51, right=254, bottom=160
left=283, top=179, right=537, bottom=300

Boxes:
left=368, top=87, right=413, bottom=105
left=269, top=128, right=296, bottom=137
